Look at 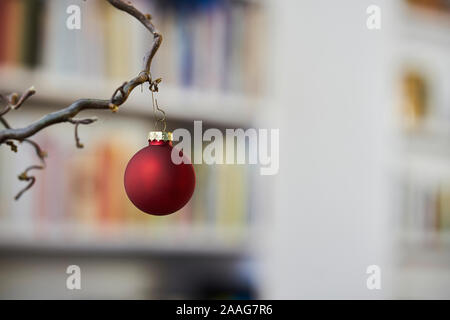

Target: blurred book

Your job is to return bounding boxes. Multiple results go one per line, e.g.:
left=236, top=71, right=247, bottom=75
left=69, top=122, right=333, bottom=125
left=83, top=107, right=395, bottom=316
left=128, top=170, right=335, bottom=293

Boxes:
left=399, top=175, right=450, bottom=234
left=401, top=70, right=428, bottom=129
left=406, top=0, right=450, bottom=14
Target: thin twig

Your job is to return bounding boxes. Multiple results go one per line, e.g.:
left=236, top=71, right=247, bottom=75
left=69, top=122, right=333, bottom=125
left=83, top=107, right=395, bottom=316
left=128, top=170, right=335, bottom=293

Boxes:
left=0, top=88, right=35, bottom=132
left=23, top=139, right=47, bottom=160
left=68, top=117, right=98, bottom=148
left=0, top=87, right=35, bottom=117
left=0, top=117, right=11, bottom=129
left=10, top=86, right=35, bottom=110
left=14, top=139, right=47, bottom=200
left=6, top=141, right=17, bottom=152
left=14, top=171, right=37, bottom=200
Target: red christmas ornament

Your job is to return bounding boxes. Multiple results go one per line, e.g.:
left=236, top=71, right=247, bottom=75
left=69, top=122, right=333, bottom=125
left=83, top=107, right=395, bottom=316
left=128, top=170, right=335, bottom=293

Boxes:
left=124, top=131, right=195, bottom=216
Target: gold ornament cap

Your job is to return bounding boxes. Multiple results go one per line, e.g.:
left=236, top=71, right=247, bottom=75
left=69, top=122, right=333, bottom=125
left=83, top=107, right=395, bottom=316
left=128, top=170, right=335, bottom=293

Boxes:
left=148, top=131, right=173, bottom=142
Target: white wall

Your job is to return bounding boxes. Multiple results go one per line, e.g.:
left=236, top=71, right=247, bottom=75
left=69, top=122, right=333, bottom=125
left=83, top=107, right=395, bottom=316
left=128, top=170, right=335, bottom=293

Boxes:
left=261, top=0, right=396, bottom=299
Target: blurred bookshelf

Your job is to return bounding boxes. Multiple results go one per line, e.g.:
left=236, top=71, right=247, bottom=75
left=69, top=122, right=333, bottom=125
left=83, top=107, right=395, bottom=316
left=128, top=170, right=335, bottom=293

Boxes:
left=0, top=224, right=253, bottom=257
left=391, top=0, right=450, bottom=299
left=0, top=66, right=262, bottom=126
left=0, top=0, right=268, bottom=298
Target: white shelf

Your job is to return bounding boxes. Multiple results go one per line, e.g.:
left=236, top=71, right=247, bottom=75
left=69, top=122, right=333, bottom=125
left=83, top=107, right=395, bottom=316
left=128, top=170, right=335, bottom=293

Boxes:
left=389, top=150, right=450, bottom=183
left=0, top=67, right=263, bottom=126
left=401, top=118, right=450, bottom=138
left=399, top=230, right=450, bottom=246
left=393, top=265, right=450, bottom=299
left=0, top=223, right=251, bottom=257
left=400, top=4, right=450, bottom=49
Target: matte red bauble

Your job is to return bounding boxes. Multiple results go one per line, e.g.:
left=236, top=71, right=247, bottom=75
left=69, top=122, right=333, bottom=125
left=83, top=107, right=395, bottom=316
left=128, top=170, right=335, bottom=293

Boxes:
left=124, top=131, right=195, bottom=216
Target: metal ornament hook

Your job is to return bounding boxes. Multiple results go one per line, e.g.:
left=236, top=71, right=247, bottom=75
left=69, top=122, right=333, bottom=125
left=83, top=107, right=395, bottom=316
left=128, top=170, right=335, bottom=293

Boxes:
left=149, top=78, right=167, bottom=132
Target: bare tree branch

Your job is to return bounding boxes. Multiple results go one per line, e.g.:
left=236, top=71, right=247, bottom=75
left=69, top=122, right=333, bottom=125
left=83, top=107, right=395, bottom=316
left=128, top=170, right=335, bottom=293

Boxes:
left=5, top=141, right=17, bottom=152
left=14, top=170, right=37, bottom=200
left=107, top=0, right=162, bottom=72
left=14, top=139, right=47, bottom=200
left=0, top=87, right=36, bottom=117
left=0, top=118, right=11, bottom=129
left=0, top=87, right=36, bottom=131
left=0, top=0, right=162, bottom=144
left=68, top=117, right=98, bottom=148
left=0, top=88, right=47, bottom=199
left=9, top=87, right=36, bottom=111
left=0, top=0, right=163, bottom=199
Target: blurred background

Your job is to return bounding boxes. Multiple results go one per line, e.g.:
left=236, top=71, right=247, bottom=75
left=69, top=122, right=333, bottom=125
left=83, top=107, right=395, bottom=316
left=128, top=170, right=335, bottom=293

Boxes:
left=0, top=0, right=449, bottom=299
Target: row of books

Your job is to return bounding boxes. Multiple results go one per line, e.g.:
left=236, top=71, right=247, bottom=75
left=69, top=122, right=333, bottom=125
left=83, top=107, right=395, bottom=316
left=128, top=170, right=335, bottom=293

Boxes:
left=0, top=114, right=251, bottom=238
left=0, top=0, right=265, bottom=95
left=397, top=175, right=450, bottom=232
